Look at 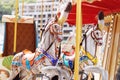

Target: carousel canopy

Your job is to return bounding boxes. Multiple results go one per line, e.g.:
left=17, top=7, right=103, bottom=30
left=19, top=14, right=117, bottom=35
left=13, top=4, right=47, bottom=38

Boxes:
left=66, top=0, right=120, bottom=25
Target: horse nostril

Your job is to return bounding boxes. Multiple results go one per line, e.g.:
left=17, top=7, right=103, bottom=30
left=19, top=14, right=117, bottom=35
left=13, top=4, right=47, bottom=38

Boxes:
left=99, top=43, right=102, bottom=45
left=58, top=62, right=63, bottom=66
left=52, top=75, right=59, bottom=80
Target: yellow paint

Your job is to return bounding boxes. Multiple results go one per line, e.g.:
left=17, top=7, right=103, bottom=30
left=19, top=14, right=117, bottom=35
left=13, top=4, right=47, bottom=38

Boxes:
left=13, top=0, right=18, bottom=52
left=58, top=17, right=66, bottom=26
left=74, top=0, right=82, bottom=80
left=81, top=46, right=98, bottom=65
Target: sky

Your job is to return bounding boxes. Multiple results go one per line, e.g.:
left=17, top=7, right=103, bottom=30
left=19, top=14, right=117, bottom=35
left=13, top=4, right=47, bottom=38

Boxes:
left=0, top=23, right=5, bottom=53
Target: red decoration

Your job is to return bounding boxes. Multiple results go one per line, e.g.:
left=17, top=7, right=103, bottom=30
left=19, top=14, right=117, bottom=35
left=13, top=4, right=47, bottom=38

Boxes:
left=66, top=0, right=120, bottom=25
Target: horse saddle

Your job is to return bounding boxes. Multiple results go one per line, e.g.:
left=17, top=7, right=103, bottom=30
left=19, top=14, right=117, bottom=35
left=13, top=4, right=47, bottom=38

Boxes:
left=22, top=49, right=35, bottom=69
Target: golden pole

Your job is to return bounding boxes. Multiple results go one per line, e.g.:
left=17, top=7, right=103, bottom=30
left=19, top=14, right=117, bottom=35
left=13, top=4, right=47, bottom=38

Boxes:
left=22, top=0, right=24, bottom=16
left=13, top=0, right=18, bottom=52
left=74, top=0, right=82, bottom=80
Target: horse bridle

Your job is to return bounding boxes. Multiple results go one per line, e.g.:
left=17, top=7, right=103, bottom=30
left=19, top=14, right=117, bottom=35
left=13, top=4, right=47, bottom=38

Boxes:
left=43, top=21, right=62, bottom=59
left=80, top=27, right=99, bottom=61
left=91, top=28, right=102, bottom=44
left=40, top=20, right=62, bottom=66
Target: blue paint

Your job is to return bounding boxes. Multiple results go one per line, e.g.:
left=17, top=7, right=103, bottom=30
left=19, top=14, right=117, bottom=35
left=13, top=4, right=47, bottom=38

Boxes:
left=26, top=59, right=31, bottom=70
left=34, top=54, right=44, bottom=61
left=42, top=50, right=58, bottom=66
left=12, top=61, right=22, bottom=66
left=79, top=56, right=88, bottom=62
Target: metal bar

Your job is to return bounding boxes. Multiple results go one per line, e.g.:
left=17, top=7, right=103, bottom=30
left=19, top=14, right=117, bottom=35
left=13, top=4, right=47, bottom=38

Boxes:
left=13, top=0, right=18, bottom=52
left=74, top=0, right=82, bottom=80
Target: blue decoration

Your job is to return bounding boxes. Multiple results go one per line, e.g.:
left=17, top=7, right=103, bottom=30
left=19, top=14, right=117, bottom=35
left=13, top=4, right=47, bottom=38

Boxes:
left=12, top=61, right=22, bottom=66
left=69, top=60, right=73, bottom=69
left=34, top=54, right=44, bottom=61
left=26, top=59, right=31, bottom=70
left=42, top=50, right=58, bottom=66
left=79, top=56, right=88, bottom=62
left=63, top=55, right=73, bottom=69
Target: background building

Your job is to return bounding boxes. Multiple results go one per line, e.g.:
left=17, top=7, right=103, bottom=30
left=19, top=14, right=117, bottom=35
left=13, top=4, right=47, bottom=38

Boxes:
left=18, top=0, right=75, bottom=43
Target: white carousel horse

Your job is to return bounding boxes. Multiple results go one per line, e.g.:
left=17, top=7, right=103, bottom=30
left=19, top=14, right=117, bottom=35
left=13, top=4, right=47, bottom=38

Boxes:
left=8, top=1, right=72, bottom=80
left=62, top=24, right=103, bottom=66
left=8, top=18, right=62, bottom=80
left=37, top=65, right=71, bottom=80
left=61, top=24, right=108, bottom=80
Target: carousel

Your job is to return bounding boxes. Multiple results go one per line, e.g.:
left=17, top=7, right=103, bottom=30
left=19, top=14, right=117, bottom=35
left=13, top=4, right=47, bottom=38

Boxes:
left=0, top=0, right=120, bottom=80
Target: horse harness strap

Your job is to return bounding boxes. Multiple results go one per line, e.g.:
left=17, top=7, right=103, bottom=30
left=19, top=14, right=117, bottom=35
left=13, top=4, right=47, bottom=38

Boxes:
left=80, top=28, right=97, bottom=63
left=21, top=50, right=45, bottom=70
left=91, top=30, right=102, bottom=41
left=42, top=49, right=58, bottom=66
left=91, top=31, right=98, bottom=58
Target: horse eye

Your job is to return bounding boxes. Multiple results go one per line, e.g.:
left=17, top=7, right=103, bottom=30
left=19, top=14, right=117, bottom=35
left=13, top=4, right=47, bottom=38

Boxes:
left=54, top=25, right=57, bottom=28
left=96, top=32, right=99, bottom=35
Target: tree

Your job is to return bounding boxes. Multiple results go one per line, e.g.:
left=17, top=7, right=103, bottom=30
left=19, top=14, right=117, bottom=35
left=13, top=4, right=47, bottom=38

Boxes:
left=0, top=0, right=36, bottom=20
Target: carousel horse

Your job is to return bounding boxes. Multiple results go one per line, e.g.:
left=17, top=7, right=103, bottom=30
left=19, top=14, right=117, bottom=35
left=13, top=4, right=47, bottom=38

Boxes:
left=62, top=24, right=103, bottom=68
left=60, top=25, right=108, bottom=80
left=57, top=10, right=108, bottom=80
left=8, top=18, right=62, bottom=80
left=8, top=1, right=72, bottom=80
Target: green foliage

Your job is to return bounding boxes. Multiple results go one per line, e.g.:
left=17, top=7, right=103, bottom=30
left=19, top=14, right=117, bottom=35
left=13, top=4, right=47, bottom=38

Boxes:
left=0, top=0, right=36, bottom=20
left=2, top=55, right=14, bottom=70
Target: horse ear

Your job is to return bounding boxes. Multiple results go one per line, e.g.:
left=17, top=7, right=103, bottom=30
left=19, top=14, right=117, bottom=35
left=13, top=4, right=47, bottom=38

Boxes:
left=98, top=11, right=104, bottom=30
left=94, top=24, right=98, bottom=30
left=57, top=2, right=72, bottom=26
left=98, top=11, right=104, bottom=20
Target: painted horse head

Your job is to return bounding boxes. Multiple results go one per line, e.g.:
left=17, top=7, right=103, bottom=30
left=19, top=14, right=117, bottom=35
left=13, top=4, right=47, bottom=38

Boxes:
left=39, top=18, right=63, bottom=60
left=81, top=24, right=103, bottom=59
left=91, top=24, right=103, bottom=46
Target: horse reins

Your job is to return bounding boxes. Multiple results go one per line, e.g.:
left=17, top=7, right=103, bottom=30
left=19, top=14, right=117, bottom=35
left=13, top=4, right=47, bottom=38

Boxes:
left=80, top=27, right=98, bottom=61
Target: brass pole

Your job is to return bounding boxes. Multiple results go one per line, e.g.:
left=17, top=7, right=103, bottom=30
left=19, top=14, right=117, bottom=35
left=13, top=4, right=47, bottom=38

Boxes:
left=74, top=0, right=82, bottom=80
left=13, top=0, right=18, bottom=52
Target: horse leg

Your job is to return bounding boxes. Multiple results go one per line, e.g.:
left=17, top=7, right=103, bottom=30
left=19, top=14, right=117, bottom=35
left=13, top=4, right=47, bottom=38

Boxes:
left=83, top=66, right=108, bottom=80
left=8, top=66, right=20, bottom=80
left=91, top=74, right=94, bottom=80
left=13, top=74, right=20, bottom=80
left=87, top=73, right=94, bottom=80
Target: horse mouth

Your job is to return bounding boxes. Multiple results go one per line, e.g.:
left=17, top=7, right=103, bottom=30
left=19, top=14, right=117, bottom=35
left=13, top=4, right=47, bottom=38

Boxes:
left=58, top=38, right=62, bottom=42
left=98, top=42, right=102, bottom=46
left=57, top=36, right=63, bottom=42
